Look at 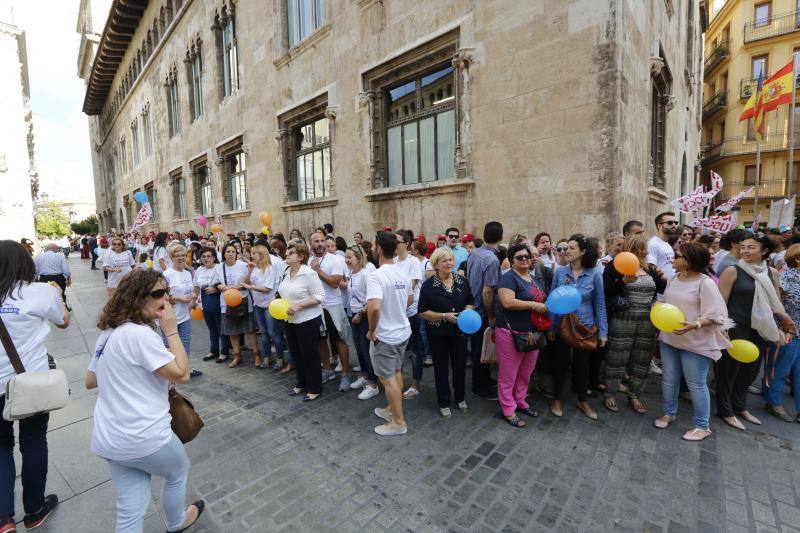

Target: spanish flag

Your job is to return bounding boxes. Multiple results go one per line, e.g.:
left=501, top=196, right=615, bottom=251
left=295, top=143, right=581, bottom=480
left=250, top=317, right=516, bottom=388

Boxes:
left=761, top=59, right=795, bottom=112
left=739, top=73, right=762, bottom=122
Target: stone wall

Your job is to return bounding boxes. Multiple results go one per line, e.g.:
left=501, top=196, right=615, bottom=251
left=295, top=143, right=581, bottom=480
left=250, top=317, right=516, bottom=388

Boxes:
left=83, top=0, right=702, bottom=242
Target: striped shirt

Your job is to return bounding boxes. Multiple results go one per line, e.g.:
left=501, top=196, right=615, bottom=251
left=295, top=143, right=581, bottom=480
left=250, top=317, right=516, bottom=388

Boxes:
left=35, top=251, right=71, bottom=278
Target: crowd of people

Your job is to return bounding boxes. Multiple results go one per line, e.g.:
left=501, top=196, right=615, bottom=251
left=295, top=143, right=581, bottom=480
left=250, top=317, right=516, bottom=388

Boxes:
left=2, top=210, right=800, bottom=531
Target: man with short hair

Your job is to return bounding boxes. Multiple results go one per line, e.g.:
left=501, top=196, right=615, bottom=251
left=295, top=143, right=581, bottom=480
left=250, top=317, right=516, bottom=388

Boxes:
left=445, top=227, right=469, bottom=268
left=623, top=220, right=645, bottom=237
left=35, top=243, right=72, bottom=309
left=466, top=221, right=503, bottom=400
left=366, top=231, right=413, bottom=436
left=647, top=211, right=679, bottom=278
left=716, top=228, right=748, bottom=275
left=309, top=230, right=355, bottom=391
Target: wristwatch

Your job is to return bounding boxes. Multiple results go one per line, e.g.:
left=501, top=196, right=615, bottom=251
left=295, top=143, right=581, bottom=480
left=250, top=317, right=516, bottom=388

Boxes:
left=694, top=321, right=702, bottom=330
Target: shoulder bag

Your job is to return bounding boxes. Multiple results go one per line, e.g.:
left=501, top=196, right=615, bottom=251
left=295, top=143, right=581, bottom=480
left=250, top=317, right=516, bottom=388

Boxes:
left=169, top=385, right=204, bottom=443
left=0, top=316, right=70, bottom=421
left=223, top=263, right=248, bottom=318
left=557, top=274, right=598, bottom=351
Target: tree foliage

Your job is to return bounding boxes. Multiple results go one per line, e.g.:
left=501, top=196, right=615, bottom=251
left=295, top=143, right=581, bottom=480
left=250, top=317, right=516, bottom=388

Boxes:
left=71, top=215, right=99, bottom=235
left=35, top=202, right=71, bottom=238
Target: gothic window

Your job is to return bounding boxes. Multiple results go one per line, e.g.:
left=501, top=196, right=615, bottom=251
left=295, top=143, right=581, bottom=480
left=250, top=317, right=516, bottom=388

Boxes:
left=213, top=5, right=239, bottom=99
left=166, top=67, right=181, bottom=137
left=186, top=40, right=204, bottom=121
left=131, top=119, right=140, bottom=166
left=218, top=138, right=248, bottom=211
left=650, top=51, right=672, bottom=190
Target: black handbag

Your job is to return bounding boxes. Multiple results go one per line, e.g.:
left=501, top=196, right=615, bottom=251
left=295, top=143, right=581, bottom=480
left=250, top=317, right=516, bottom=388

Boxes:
left=505, top=319, right=545, bottom=352
left=222, top=264, right=248, bottom=318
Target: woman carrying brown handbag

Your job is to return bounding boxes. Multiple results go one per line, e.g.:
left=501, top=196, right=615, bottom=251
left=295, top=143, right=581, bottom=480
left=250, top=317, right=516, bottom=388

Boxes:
left=85, top=269, right=204, bottom=533
left=549, top=235, right=608, bottom=420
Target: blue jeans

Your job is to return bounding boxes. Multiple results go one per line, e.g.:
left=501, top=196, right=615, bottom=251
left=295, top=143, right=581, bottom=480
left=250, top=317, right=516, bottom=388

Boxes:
left=162, top=320, right=191, bottom=357
left=107, top=435, right=190, bottom=532
left=0, top=395, right=49, bottom=517
left=350, top=316, right=377, bottom=384
left=419, top=319, right=432, bottom=359
left=763, top=337, right=800, bottom=412
left=253, top=306, right=287, bottom=361
left=660, top=342, right=712, bottom=430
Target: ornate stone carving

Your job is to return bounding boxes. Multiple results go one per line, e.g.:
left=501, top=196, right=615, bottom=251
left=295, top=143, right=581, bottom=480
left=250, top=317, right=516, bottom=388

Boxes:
left=452, top=47, right=475, bottom=69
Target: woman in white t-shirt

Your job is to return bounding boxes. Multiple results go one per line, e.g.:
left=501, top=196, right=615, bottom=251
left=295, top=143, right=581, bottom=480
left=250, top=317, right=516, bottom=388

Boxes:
left=394, top=231, right=423, bottom=399
left=135, top=235, right=152, bottom=260
left=0, top=241, right=70, bottom=531
left=244, top=244, right=286, bottom=369
left=212, top=243, right=261, bottom=368
left=85, top=268, right=204, bottom=532
left=163, top=243, right=201, bottom=378
left=103, top=237, right=135, bottom=297
left=345, top=245, right=379, bottom=399
left=151, top=232, right=170, bottom=273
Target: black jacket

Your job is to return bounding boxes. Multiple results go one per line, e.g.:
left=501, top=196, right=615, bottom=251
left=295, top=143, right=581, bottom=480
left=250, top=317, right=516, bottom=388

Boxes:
left=602, top=261, right=666, bottom=309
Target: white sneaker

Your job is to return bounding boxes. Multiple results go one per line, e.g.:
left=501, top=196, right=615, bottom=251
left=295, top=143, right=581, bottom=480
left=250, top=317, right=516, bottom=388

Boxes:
left=648, top=360, right=662, bottom=376
left=335, top=361, right=342, bottom=373
left=359, top=385, right=380, bottom=400
left=374, top=407, right=393, bottom=421
left=440, top=407, right=452, bottom=418
left=350, top=376, right=367, bottom=389
left=353, top=366, right=361, bottom=372
left=458, top=401, right=468, bottom=412
left=375, top=423, right=407, bottom=436
left=402, top=386, right=420, bottom=399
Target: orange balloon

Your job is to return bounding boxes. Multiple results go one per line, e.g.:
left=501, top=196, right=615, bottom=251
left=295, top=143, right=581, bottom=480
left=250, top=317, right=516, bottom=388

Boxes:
left=210, top=224, right=222, bottom=234
left=224, top=288, right=243, bottom=307
left=613, top=251, right=640, bottom=276
left=190, top=307, right=204, bottom=320
left=259, top=211, right=272, bottom=226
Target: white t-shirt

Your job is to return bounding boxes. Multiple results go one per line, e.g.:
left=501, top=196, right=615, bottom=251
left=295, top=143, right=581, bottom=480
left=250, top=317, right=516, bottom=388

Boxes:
left=192, top=265, right=217, bottom=290
left=0, top=282, right=64, bottom=392
left=97, top=246, right=111, bottom=266
left=647, top=236, right=675, bottom=278
left=104, top=250, right=135, bottom=289
left=163, top=268, right=194, bottom=323
left=213, top=260, right=251, bottom=312
left=152, top=246, right=170, bottom=273
left=366, top=264, right=412, bottom=345
left=311, top=252, right=347, bottom=307
left=394, top=255, right=422, bottom=316
left=136, top=241, right=153, bottom=261
left=348, top=269, right=369, bottom=313
left=365, top=262, right=377, bottom=273
left=89, top=323, right=175, bottom=461
left=250, top=263, right=282, bottom=308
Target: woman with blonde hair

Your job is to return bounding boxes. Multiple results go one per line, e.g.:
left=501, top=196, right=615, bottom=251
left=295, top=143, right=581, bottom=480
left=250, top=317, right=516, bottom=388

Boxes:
left=345, top=244, right=379, bottom=399
left=103, top=237, right=135, bottom=298
left=601, top=233, right=665, bottom=413
left=163, top=243, right=201, bottom=378
left=245, top=244, right=285, bottom=369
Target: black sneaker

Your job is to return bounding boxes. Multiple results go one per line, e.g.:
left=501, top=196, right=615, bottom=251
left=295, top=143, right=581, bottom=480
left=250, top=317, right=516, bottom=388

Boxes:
left=23, top=494, right=58, bottom=530
left=189, top=369, right=203, bottom=378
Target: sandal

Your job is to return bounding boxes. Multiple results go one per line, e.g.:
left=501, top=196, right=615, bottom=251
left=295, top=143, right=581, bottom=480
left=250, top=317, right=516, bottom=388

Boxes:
left=288, top=387, right=303, bottom=396
left=628, top=397, right=647, bottom=414
left=505, top=414, right=526, bottom=428
left=653, top=415, right=676, bottom=429
left=682, top=428, right=712, bottom=441
left=516, top=407, right=538, bottom=418
left=303, top=393, right=320, bottom=402
left=603, top=395, right=619, bottom=413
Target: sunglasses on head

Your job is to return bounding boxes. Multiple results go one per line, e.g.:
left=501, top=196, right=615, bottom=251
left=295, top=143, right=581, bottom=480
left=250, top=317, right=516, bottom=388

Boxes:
left=149, top=289, right=168, bottom=299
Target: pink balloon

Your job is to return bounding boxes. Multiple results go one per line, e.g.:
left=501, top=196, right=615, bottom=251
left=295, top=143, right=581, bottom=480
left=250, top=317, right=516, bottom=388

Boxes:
left=197, top=215, right=208, bottom=227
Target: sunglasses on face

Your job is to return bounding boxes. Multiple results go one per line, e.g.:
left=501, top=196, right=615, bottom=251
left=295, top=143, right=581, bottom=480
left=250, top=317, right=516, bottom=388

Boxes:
left=514, top=255, right=531, bottom=261
left=149, top=289, right=168, bottom=299
left=661, top=221, right=678, bottom=226
left=556, top=247, right=568, bottom=253
left=448, top=234, right=459, bottom=239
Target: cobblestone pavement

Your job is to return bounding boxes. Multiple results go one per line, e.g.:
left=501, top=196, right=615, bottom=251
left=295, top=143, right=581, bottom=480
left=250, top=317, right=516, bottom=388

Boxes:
left=16, top=257, right=800, bottom=532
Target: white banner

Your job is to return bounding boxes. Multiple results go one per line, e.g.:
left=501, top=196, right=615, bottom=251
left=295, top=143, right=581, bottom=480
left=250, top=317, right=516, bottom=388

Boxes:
left=692, top=213, right=738, bottom=233
left=705, top=170, right=724, bottom=200
left=671, top=186, right=708, bottom=217
left=716, top=187, right=754, bottom=212
left=130, top=203, right=152, bottom=232
left=767, top=197, right=796, bottom=228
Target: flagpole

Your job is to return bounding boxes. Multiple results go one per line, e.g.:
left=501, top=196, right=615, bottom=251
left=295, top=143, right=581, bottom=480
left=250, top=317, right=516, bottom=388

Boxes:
left=754, top=140, right=761, bottom=229
left=788, top=60, right=798, bottom=201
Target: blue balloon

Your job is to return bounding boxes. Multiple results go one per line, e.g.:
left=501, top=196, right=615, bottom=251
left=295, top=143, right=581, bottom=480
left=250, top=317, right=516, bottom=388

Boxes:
left=546, top=286, right=581, bottom=315
left=456, top=309, right=482, bottom=334
left=134, top=191, right=149, bottom=203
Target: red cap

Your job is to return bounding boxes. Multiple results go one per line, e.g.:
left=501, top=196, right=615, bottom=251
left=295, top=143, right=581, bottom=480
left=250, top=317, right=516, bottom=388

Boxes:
left=416, top=234, right=426, bottom=242
left=437, top=234, right=446, bottom=240
left=382, top=226, right=393, bottom=232
left=426, top=242, right=435, bottom=253
left=461, top=233, right=474, bottom=243
left=99, top=237, right=109, bottom=245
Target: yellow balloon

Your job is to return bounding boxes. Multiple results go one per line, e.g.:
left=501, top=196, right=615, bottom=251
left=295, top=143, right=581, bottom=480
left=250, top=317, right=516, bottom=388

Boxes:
left=728, top=339, right=760, bottom=363
left=269, top=299, right=291, bottom=320
left=146, top=259, right=154, bottom=267
left=650, top=303, right=685, bottom=333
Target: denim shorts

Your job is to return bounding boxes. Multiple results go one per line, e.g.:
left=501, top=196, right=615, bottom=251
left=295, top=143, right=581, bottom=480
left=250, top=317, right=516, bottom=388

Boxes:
left=370, top=338, right=409, bottom=378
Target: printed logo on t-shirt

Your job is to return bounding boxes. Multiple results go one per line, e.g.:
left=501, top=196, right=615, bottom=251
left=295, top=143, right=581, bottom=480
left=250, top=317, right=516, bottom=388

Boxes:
left=393, top=281, right=407, bottom=291
left=0, top=303, right=20, bottom=315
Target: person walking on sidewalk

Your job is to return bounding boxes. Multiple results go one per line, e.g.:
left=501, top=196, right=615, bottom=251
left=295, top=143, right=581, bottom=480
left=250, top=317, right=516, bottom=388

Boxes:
left=366, top=232, right=413, bottom=436
left=0, top=241, right=70, bottom=533
left=34, top=243, right=72, bottom=310
left=85, top=269, right=204, bottom=533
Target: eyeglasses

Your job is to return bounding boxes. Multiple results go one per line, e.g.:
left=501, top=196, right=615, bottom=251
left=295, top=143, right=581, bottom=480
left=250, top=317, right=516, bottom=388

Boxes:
left=201, top=254, right=214, bottom=259
left=514, top=254, right=531, bottom=261
left=447, top=234, right=459, bottom=239
left=661, top=221, right=678, bottom=226
left=556, top=247, right=568, bottom=253
left=287, top=249, right=298, bottom=255
left=149, top=289, right=168, bottom=299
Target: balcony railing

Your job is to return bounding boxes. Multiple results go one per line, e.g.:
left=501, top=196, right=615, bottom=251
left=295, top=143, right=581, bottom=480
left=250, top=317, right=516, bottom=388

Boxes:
left=704, top=40, right=730, bottom=77
left=702, top=131, right=800, bottom=164
left=702, top=92, right=728, bottom=121
left=740, top=74, right=800, bottom=99
left=744, top=9, right=800, bottom=43
left=720, top=181, right=786, bottom=200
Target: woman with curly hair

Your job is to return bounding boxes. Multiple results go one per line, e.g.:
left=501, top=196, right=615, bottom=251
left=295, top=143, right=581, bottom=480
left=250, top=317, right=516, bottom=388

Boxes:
left=85, top=269, right=204, bottom=533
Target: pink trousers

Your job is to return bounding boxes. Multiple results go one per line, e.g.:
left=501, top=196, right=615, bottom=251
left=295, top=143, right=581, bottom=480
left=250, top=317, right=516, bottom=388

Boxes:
left=495, top=327, right=539, bottom=417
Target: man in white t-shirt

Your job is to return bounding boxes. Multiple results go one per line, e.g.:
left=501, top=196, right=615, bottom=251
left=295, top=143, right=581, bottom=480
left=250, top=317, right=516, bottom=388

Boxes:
left=647, top=211, right=679, bottom=279
left=309, top=231, right=355, bottom=391
left=366, top=232, right=412, bottom=436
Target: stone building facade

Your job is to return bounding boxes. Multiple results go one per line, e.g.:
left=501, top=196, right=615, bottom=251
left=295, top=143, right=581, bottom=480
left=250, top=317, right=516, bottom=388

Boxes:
left=78, top=0, right=705, bottom=239
left=0, top=20, right=37, bottom=243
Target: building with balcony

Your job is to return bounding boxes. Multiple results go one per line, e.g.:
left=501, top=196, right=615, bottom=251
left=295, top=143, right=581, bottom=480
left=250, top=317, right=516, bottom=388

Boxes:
left=77, top=0, right=704, bottom=240
left=701, top=0, right=800, bottom=224
left=0, top=20, right=37, bottom=243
